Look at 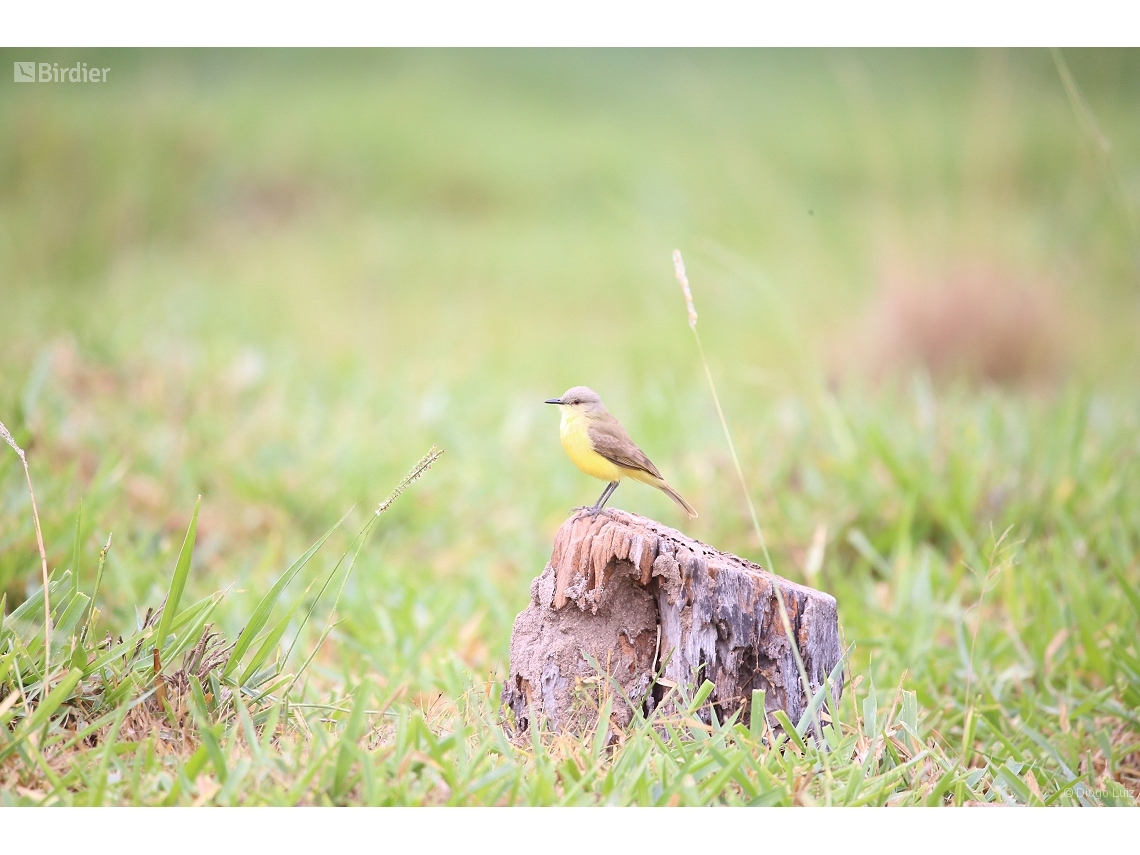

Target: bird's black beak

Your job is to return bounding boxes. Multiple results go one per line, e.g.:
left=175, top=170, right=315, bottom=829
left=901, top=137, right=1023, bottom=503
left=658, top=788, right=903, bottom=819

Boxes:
left=544, top=398, right=563, bottom=405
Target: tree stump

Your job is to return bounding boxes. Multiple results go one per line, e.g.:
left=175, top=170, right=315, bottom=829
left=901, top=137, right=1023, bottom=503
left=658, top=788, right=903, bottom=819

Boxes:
left=502, top=509, right=843, bottom=736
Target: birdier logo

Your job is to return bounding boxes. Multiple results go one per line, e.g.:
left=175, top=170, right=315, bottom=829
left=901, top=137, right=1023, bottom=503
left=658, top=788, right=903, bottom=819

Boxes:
left=13, top=61, right=110, bottom=83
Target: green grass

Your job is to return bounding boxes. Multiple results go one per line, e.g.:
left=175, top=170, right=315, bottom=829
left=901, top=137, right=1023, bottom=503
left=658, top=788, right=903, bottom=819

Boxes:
left=1, top=48, right=1139, bottom=805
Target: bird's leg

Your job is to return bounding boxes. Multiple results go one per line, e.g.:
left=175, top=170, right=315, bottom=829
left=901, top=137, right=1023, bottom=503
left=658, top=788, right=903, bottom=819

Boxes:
left=570, top=482, right=620, bottom=518
left=590, top=481, right=620, bottom=515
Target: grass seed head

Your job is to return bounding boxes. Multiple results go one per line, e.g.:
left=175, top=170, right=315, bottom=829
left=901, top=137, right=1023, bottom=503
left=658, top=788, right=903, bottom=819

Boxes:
left=673, top=250, right=698, bottom=330
left=375, top=445, right=444, bottom=516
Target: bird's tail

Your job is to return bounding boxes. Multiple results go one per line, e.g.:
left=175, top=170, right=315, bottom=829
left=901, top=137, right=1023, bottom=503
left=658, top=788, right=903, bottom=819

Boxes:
left=658, top=481, right=698, bottom=519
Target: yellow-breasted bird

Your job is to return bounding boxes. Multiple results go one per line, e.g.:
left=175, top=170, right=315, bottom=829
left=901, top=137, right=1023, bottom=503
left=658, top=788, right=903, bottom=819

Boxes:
left=544, top=386, right=697, bottom=518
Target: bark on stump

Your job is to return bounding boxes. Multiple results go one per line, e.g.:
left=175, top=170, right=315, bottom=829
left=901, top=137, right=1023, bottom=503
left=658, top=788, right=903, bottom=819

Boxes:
left=503, top=509, right=843, bottom=736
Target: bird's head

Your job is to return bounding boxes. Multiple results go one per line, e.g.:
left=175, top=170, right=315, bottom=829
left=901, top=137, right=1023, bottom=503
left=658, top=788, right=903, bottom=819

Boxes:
left=544, top=386, right=607, bottom=417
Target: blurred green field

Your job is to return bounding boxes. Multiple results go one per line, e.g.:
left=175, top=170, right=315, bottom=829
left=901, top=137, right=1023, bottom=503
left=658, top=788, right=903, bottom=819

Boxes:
left=1, top=48, right=1139, bottom=805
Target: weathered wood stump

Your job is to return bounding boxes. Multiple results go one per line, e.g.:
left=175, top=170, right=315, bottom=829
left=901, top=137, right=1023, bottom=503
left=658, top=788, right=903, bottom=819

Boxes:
left=503, top=509, right=843, bottom=736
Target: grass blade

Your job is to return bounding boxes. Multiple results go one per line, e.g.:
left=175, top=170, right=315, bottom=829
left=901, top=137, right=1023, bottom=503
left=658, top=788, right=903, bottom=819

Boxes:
left=189, top=675, right=228, bottom=784
left=772, top=709, right=808, bottom=752
left=70, top=501, right=83, bottom=600
left=51, top=593, right=90, bottom=652
left=81, top=533, right=112, bottom=644
left=239, top=585, right=309, bottom=686
left=1115, top=570, right=1140, bottom=623
left=749, top=689, right=767, bottom=742
left=223, top=508, right=349, bottom=679
left=154, top=497, right=201, bottom=663
left=332, top=683, right=370, bottom=800
left=88, top=701, right=128, bottom=807
left=164, top=595, right=223, bottom=663
left=687, top=679, right=716, bottom=716
left=0, top=668, right=83, bottom=761
left=8, top=571, right=72, bottom=624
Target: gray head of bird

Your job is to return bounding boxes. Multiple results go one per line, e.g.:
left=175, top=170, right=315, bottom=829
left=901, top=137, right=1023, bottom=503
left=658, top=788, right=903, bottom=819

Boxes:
left=544, top=386, right=608, bottom=416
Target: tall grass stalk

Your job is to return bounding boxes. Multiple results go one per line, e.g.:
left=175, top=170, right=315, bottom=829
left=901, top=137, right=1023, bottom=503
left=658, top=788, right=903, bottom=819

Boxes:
left=1050, top=48, right=1140, bottom=253
left=1, top=419, right=52, bottom=683
left=672, top=251, right=823, bottom=757
left=672, top=252, right=772, bottom=568
left=281, top=443, right=443, bottom=695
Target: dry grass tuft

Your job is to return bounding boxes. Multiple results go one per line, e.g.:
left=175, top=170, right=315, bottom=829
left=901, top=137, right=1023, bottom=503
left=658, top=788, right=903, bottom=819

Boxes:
left=837, top=265, right=1071, bottom=387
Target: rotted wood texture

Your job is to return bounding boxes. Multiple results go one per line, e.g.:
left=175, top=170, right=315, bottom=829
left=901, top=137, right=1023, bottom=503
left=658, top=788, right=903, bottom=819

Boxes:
left=503, top=509, right=843, bottom=735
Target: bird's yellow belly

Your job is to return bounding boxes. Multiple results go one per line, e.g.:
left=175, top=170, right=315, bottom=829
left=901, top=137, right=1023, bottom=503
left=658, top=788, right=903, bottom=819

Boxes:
left=560, top=413, right=624, bottom=481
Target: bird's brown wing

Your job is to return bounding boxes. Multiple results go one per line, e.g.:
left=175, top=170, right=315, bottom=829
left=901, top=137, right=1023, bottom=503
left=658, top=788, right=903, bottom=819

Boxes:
left=587, top=417, right=663, bottom=480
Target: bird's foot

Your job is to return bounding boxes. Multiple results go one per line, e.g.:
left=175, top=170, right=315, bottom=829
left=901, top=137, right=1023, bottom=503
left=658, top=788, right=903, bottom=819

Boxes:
left=570, top=505, right=610, bottom=519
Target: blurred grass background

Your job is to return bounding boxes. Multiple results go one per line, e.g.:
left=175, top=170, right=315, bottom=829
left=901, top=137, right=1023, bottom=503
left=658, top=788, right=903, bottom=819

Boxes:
left=1, top=48, right=1139, bottom=803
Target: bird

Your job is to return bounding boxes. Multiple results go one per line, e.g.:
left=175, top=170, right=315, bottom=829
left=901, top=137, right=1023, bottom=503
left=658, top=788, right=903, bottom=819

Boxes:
left=544, top=386, right=697, bottom=519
